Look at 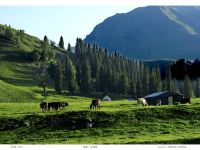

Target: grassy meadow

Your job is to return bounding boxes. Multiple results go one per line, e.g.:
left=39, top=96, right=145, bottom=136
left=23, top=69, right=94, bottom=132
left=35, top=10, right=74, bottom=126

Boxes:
left=0, top=92, right=200, bottom=144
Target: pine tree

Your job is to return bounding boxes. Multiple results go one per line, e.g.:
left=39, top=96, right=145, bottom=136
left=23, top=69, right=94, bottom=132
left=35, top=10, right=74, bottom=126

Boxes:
left=97, top=66, right=107, bottom=93
left=80, top=60, right=92, bottom=94
left=155, top=67, right=162, bottom=92
left=55, top=61, right=62, bottom=94
left=65, top=57, right=78, bottom=94
left=44, top=35, right=49, bottom=45
left=129, top=78, right=137, bottom=98
left=184, top=75, right=194, bottom=98
left=149, top=68, right=161, bottom=94
left=67, top=43, right=72, bottom=52
left=142, top=66, right=150, bottom=96
left=165, top=67, right=173, bottom=91
left=40, top=35, right=55, bottom=61
left=120, top=73, right=129, bottom=95
left=195, top=78, right=200, bottom=97
left=136, top=78, right=143, bottom=98
left=35, top=62, right=49, bottom=95
left=75, top=38, right=81, bottom=58
left=59, top=36, right=64, bottom=49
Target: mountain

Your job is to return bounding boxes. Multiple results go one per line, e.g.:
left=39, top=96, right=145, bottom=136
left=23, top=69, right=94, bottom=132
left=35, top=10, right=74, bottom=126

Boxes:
left=85, top=6, right=200, bottom=59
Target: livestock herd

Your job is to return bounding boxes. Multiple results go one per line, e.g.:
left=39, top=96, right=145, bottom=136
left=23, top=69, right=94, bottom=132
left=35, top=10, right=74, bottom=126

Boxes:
left=40, top=101, right=69, bottom=112
left=40, top=97, right=190, bottom=112
left=40, top=99, right=101, bottom=112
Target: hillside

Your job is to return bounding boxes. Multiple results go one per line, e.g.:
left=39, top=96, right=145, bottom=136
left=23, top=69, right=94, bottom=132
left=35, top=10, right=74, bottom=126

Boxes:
left=0, top=24, right=71, bottom=103
left=85, top=6, right=200, bottom=59
left=0, top=24, right=67, bottom=85
left=0, top=80, right=38, bottom=102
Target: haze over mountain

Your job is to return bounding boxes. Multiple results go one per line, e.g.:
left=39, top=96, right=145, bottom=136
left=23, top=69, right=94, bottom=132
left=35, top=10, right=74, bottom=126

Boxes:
left=85, top=6, right=200, bottom=59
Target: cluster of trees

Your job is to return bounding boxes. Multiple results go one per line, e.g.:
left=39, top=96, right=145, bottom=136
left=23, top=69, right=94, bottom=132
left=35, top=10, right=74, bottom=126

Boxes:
left=168, top=58, right=200, bottom=98
left=0, top=25, right=24, bottom=47
left=34, top=35, right=74, bottom=95
left=32, top=35, right=55, bottom=61
left=52, top=38, right=167, bottom=98
left=171, top=58, right=200, bottom=80
left=33, top=36, right=200, bottom=98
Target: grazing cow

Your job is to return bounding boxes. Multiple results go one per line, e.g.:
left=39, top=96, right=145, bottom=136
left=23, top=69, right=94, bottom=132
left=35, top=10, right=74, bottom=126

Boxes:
left=59, top=102, right=69, bottom=109
left=90, top=99, right=101, bottom=109
left=48, top=102, right=60, bottom=111
left=40, top=102, right=48, bottom=112
left=180, top=97, right=191, bottom=104
left=137, top=98, right=148, bottom=106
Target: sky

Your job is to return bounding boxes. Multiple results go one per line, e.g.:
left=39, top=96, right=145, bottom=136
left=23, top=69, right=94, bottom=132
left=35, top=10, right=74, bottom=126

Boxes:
left=0, top=0, right=200, bottom=46
left=0, top=6, right=139, bottom=46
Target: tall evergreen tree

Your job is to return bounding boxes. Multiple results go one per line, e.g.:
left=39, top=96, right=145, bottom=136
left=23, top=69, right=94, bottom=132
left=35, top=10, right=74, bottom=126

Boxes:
left=120, top=73, right=129, bottom=95
left=97, top=66, right=108, bottom=93
left=35, top=61, right=49, bottom=95
left=142, top=66, right=150, bottom=96
left=195, top=78, right=200, bottom=97
left=136, top=78, right=143, bottom=98
left=149, top=68, right=161, bottom=94
left=65, top=57, right=78, bottom=94
left=129, top=78, right=137, bottom=98
left=59, top=36, right=64, bottom=49
left=44, top=35, right=49, bottom=45
left=55, top=61, right=62, bottom=94
left=80, top=60, right=92, bottom=94
left=155, top=67, right=162, bottom=92
left=165, top=67, right=173, bottom=91
left=184, top=75, right=194, bottom=98
left=67, top=43, right=72, bottom=52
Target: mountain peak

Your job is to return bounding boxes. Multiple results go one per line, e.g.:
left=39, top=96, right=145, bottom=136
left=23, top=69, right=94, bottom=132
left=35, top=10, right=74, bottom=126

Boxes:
left=85, top=6, right=200, bottom=59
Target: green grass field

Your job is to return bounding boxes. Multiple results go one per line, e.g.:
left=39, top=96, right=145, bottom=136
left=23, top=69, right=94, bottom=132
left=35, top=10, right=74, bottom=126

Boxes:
left=0, top=93, right=200, bottom=144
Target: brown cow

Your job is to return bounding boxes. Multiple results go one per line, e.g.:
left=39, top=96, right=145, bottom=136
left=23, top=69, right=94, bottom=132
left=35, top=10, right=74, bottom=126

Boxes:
left=90, top=99, right=101, bottom=109
left=40, top=102, right=48, bottom=112
left=59, top=102, right=69, bottom=109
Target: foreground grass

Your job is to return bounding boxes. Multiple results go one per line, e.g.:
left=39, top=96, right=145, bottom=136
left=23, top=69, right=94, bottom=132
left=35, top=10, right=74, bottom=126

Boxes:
left=0, top=98, right=200, bottom=144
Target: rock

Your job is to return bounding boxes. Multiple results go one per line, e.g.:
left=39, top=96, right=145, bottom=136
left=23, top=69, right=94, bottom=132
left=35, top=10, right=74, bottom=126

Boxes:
left=86, top=123, right=93, bottom=128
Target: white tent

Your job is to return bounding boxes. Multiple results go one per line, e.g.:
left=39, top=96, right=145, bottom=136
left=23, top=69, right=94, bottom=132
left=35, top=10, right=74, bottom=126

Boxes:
left=103, top=95, right=111, bottom=101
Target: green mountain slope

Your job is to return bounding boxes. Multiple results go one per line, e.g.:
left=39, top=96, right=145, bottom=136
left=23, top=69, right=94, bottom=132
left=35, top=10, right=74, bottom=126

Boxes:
left=0, top=24, right=68, bottom=101
left=0, top=80, right=39, bottom=102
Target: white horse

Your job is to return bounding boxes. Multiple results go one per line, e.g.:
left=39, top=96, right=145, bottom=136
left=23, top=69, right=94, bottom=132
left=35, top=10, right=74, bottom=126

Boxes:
left=137, top=98, right=148, bottom=106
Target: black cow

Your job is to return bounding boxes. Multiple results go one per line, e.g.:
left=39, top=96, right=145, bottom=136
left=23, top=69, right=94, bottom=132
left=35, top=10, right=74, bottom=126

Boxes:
left=40, top=102, right=48, bottom=112
left=48, top=102, right=60, bottom=111
left=180, top=97, right=191, bottom=104
left=90, top=99, right=101, bottom=109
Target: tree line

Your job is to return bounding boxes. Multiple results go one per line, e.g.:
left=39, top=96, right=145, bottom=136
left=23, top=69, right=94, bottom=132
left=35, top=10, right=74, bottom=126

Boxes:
left=33, top=36, right=200, bottom=99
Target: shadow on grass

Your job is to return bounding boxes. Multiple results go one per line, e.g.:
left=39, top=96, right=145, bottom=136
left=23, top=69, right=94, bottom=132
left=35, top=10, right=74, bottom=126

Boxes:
left=126, top=137, right=200, bottom=144
left=0, top=50, right=32, bottom=62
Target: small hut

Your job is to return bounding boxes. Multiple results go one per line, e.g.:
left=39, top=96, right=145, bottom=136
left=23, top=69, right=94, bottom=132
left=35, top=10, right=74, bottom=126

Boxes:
left=103, top=95, right=111, bottom=101
left=143, top=91, right=183, bottom=105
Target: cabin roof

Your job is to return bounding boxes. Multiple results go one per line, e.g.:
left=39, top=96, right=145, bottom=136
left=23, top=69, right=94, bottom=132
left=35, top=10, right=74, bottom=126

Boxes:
left=144, top=91, right=182, bottom=100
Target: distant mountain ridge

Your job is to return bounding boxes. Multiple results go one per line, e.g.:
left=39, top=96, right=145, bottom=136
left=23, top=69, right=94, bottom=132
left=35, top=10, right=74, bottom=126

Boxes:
left=85, top=6, right=200, bottom=59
